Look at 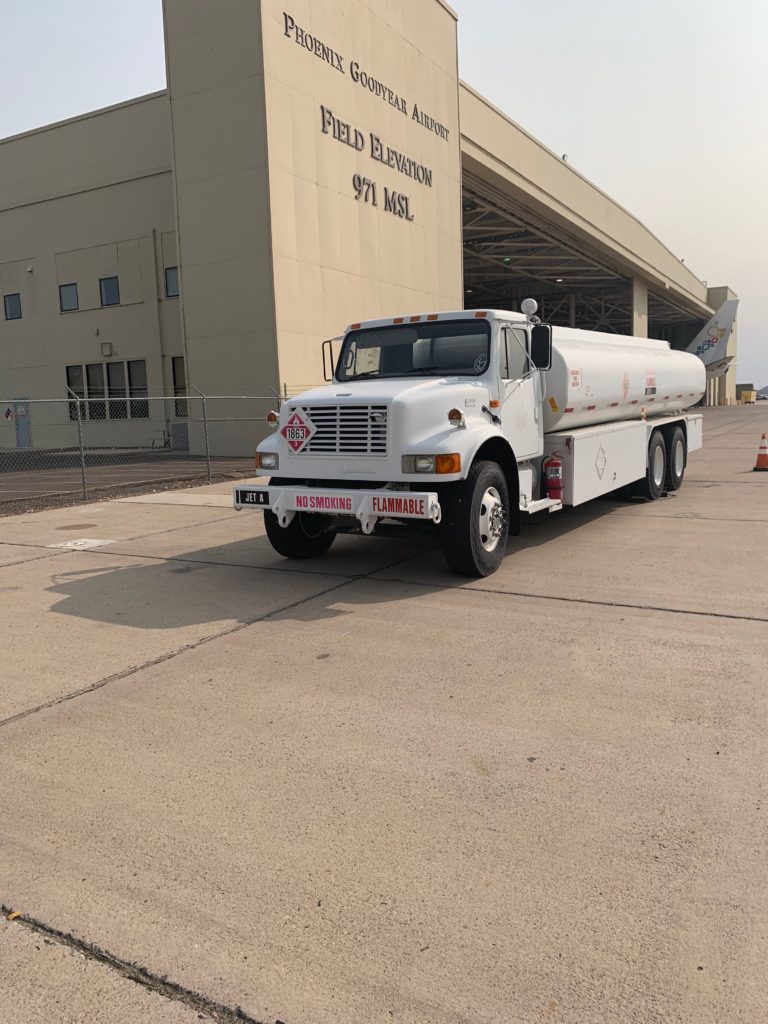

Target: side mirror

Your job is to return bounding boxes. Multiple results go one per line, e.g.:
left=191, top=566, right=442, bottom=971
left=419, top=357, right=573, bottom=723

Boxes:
left=322, top=338, right=336, bottom=382
left=530, top=324, right=552, bottom=370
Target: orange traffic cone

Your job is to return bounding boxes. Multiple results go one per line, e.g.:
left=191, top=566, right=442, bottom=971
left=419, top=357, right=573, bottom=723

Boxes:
left=754, top=434, right=768, bottom=472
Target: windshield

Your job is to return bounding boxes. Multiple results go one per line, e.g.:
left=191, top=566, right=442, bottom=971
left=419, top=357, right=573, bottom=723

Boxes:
left=336, top=319, right=492, bottom=382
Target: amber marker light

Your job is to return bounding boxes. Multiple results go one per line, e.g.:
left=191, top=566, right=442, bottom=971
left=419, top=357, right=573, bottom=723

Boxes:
left=435, top=453, right=461, bottom=474
left=447, top=407, right=465, bottom=427
left=489, top=399, right=501, bottom=409
left=266, top=410, right=278, bottom=428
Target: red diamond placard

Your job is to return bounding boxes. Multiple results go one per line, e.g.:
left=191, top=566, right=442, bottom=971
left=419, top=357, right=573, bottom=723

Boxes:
left=280, top=409, right=316, bottom=453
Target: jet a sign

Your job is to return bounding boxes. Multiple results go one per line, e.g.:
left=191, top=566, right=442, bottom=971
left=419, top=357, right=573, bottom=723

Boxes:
left=280, top=409, right=316, bottom=452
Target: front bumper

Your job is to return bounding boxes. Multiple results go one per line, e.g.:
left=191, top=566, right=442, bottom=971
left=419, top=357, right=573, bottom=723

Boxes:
left=234, top=484, right=442, bottom=535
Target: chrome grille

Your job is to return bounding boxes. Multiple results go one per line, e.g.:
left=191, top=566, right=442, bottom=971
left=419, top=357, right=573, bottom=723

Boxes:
left=300, top=405, right=388, bottom=455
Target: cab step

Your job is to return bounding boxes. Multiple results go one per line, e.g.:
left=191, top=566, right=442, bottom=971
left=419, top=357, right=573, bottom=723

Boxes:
left=521, top=497, right=563, bottom=514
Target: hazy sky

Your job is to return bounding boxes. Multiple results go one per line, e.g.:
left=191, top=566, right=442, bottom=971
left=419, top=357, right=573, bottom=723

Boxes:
left=2, top=0, right=765, bottom=382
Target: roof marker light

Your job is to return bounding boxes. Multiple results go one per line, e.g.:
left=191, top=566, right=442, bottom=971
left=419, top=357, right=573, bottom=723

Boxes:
left=474, top=311, right=487, bottom=318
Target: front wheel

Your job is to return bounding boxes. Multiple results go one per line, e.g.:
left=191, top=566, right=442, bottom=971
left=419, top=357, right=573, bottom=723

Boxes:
left=442, top=461, right=510, bottom=577
left=264, top=509, right=336, bottom=559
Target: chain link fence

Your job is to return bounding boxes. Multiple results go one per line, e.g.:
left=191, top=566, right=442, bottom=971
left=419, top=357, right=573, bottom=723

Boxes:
left=0, top=392, right=282, bottom=513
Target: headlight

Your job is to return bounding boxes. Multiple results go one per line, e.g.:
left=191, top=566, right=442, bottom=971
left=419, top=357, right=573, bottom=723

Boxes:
left=404, top=454, right=461, bottom=474
left=257, top=452, right=279, bottom=470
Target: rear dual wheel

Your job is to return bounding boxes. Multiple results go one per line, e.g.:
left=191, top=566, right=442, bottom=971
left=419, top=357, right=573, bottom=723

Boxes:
left=643, top=431, right=667, bottom=501
left=639, top=427, right=686, bottom=500
left=665, top=426, right=686, bottom=491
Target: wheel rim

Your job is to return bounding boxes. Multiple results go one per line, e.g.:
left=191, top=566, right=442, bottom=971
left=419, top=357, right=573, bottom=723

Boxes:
left=674, top=438, right=684, bottom=477
left=478, top=486, right=505, bottom=552
left=652, top=444, right=665, bottom=489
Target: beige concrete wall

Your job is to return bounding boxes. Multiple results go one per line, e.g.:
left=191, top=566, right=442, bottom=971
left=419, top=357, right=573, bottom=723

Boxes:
left=459, top=84, right=713, bottom=322
left=260, top=0, right=463, bottom=389
left=0, top=92, right=181, bottom=420
left=0, top=92, right=171, bottom=212
left=0, top=177, right=181, bottom=401
left=162, top=0, right=279, bottom=426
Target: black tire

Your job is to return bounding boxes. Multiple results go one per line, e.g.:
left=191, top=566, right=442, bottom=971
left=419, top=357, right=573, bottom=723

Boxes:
left=665, top=426, right=686, bottom=491
left=641, top=430, right=667, bottom=501
left=264, top=509, right=336, bottom=559
left=441, top=461, right=510, bottom=577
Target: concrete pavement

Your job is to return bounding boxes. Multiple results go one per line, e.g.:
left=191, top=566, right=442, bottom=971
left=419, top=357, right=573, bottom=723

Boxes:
left=1, top=405, right=766, bottom=1023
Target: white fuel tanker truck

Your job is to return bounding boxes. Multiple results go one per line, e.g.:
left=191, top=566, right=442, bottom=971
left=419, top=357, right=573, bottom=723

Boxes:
left=235, top=301, right=705, bottom=577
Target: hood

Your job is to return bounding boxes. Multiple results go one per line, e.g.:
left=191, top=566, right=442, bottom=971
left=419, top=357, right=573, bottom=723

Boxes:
left=286, top=377, right=489, bottom=406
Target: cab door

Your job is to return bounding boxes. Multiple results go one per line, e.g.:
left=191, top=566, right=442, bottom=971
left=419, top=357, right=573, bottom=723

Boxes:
left=499, top=325, right=543, bottom=459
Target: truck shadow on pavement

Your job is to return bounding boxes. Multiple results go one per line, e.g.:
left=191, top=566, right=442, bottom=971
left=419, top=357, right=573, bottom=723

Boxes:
left=44, top=500, right=621, bottom=630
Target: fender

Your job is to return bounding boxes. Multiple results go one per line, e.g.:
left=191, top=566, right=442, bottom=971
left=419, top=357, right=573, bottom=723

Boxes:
left=440, top=426, right=521, bottom=537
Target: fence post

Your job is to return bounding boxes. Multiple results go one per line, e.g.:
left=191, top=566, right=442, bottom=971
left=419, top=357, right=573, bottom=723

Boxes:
left=66, top=385, right=88, bottom=500
left=190, top=385, right=212, bottom=483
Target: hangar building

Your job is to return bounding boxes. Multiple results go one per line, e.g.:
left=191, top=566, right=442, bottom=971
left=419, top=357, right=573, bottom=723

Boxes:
left=0, top=0, right=737, bottom=454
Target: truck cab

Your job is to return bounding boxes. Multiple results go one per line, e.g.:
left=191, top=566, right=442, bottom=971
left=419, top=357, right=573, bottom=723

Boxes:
left=236, top=309, right=553, bottom=576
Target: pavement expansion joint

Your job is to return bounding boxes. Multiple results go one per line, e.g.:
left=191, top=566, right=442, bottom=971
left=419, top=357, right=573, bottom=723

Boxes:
left=1, top=905, right=267, bottom=1024
left=373, top=575, right=768, bottom=624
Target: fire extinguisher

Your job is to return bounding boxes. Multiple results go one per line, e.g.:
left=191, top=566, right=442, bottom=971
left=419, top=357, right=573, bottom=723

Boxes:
left=543, top=452, right=564, bottom=502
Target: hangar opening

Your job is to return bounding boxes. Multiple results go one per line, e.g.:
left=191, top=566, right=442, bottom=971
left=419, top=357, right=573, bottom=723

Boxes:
left=461, top=171, right=707, bottom=351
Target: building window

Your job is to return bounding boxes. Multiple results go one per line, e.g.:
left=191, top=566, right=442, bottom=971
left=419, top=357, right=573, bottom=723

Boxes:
left=86, top=363, right=107, bottom=420
left=66, top=364, right=86, bottom=421
left=99, top=276, right=120, bottom=307
left=3, top=293, right=22, bottom=320
left=172, top=355, right=187, bottom=417
left=59, top=283, right=79, bottom=312
left=165, top=266, right=179, bottom=298
left=128, top=359, right=149, bottom=418
left=107, top=361, right=128, bottom=419
left=66, top=359, right=149, bottom=420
